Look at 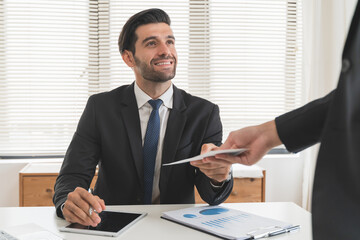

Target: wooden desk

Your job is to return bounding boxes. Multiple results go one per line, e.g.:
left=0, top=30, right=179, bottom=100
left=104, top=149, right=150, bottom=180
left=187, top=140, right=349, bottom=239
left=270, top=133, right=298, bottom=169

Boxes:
left=19, top=163, right=265, bottom=206
left=0, top=202, right=312, bottom=240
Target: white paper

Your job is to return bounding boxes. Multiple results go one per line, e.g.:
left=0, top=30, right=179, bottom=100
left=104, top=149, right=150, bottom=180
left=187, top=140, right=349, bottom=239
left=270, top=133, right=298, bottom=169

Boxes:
left=162, top=206, right=293, bottom=240
left=19, top=231, right=63, bottom=240
left=162, top=148, right=247, bottom=166
left=3, top=223, right=63, bottom=240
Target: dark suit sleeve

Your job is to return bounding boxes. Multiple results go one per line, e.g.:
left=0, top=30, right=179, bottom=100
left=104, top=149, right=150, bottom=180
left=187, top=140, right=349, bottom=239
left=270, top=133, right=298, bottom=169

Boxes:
left=53, top=96, right=100, bottom=218
left=275, top=90, right=335, bottom=153
left=194, top=104, right=233, bottom=205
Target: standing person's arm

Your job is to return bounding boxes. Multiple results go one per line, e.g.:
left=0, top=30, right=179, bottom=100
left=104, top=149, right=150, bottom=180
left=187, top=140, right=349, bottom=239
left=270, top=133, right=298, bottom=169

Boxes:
left=275, top=90, right=334, bottom=152
left=200, top=90, right=335, bottom=165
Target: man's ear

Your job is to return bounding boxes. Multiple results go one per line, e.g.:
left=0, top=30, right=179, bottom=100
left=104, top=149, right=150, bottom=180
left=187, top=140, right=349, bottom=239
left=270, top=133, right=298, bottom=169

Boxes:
left=122, top=50, right=135, bottom=67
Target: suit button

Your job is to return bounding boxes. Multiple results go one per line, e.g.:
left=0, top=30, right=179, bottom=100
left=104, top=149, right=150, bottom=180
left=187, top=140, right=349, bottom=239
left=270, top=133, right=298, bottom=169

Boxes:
left=341, top=58, right=351, bottom=73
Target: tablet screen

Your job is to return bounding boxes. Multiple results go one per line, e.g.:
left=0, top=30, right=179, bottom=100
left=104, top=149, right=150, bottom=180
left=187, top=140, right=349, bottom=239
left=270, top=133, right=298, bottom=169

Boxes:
left=62, top=211, right=146, bottom=236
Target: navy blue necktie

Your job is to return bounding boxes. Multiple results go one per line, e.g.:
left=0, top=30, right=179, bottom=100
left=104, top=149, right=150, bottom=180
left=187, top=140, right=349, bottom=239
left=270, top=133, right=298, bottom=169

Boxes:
left=143, top=99, right=163, bottom=204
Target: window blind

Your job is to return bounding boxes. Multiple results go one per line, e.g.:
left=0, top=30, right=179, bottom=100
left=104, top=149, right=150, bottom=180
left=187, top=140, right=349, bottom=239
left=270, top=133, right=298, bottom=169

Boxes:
left=0, top=0, right=302, bottom=156
left=0, top=0, right=90, bottom=155
left=107, top=0, right=303, bottom=139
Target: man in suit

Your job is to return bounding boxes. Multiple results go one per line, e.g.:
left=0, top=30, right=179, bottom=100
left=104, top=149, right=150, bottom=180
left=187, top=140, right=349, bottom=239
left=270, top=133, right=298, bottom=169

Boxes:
left=53, top=8, right=233, bottom=227
left=198, top=1, right=360, bottom=238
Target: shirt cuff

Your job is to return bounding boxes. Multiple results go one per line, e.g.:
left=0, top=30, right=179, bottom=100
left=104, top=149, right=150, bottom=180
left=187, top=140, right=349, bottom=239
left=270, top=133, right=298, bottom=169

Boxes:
left=210, top=169, right=232, bottom=189
left=60, top=202, right=66, bottom=213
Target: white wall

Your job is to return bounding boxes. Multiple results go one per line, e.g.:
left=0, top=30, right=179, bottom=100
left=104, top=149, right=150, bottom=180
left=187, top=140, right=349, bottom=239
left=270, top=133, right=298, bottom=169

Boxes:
left=0, top=159, right=62, bottom=207
left=0, top=156, right=304, bottom=207
left=0, top=161, right=27, bottom=207
left=257, top=154, right=304, bottom=206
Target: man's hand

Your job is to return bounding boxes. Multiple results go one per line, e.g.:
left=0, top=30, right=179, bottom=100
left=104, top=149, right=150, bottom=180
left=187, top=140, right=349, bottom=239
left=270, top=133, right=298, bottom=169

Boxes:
left=62, top=187, right=106, bottom=227
left=215, top=120, right=282, bottom=166
left=190, top=143, right=232, bottom=183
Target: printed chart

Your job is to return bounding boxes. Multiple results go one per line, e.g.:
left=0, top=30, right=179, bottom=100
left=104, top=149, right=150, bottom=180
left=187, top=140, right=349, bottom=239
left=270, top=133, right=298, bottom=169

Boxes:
left=162, top=206, right=293, bottom=240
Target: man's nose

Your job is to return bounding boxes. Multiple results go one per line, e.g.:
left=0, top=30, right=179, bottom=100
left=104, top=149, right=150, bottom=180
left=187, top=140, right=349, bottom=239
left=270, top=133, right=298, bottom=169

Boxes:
left=157, top=42, right=172, bottom=56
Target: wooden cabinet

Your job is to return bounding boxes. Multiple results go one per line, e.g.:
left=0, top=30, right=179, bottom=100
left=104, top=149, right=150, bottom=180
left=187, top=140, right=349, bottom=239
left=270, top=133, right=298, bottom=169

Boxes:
left=19, top=163, right=265, bottom=206
left=19, top=163, right=97, bottom=207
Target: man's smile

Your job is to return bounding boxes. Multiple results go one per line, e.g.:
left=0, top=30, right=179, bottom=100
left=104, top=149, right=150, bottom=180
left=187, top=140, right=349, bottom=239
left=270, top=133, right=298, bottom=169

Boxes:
left=152, top=57, right=175, bottom=68
left=154, top=61, right=172, bottom=66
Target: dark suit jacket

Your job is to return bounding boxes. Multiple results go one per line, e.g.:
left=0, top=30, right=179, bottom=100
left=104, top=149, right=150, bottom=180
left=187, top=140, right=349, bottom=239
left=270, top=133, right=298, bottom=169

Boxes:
left=53, top=83, right=233, bottom=217
left=276, top=1, right=360, bottom=238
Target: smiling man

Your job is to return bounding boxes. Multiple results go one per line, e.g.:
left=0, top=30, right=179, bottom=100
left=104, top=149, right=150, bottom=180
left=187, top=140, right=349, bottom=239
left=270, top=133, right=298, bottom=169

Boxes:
left=53, top=9, right=233, bottom=227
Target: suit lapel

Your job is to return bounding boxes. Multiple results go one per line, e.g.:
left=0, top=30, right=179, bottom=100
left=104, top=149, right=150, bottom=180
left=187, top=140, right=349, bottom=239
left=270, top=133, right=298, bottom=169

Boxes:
left=162, top=85, right=187, bottom=164
left=118, top=83, right=144, bottom=186
left=160, top=86, right=187, bottom=201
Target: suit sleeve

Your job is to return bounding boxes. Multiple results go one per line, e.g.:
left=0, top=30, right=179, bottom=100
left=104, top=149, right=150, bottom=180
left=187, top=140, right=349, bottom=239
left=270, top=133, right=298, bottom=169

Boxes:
left=194, top=104, right=233, bottom=205
left=275, top=90, right=335, bottom=153
left=53, top=95, right=100, bottom=218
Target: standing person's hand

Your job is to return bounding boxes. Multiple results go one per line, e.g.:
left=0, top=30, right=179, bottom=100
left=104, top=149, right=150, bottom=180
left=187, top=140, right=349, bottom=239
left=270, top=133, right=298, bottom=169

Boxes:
left=62, top=187, right=106, bottom=227
left=201, top=120, right=282, bottom=166
left=190, top=144, right=232, bottom=184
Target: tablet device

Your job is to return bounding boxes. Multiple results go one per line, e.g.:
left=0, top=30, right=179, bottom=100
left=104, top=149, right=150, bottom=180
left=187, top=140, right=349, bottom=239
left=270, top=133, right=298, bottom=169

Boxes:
left=59, top=210, right=147, bottom=237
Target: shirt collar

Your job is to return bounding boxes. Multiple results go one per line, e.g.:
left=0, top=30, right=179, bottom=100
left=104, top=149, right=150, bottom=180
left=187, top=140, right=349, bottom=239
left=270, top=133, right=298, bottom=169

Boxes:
left=134, top=81, right=173, bottom=109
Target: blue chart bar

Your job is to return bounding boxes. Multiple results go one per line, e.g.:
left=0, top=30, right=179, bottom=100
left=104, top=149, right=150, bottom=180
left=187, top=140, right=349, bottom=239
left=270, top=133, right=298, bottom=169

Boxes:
left=201, top=214, right=250, bottom=229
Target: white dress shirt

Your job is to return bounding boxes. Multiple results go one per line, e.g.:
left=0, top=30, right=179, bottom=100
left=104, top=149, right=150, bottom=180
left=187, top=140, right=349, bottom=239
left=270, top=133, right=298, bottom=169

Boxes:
left=134, top=82, right=173, bottom=204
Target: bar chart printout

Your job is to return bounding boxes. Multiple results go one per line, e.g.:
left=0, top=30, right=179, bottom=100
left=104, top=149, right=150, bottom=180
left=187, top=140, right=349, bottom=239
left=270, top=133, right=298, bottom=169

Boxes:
left=162, top=206, right=295, bottom=240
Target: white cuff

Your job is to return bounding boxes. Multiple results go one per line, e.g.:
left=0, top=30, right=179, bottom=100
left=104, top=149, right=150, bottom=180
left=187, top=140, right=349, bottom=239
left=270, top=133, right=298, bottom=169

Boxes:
left=60, top=202, right=66, bottom=213
left=210, top=169, right=232, bottom=188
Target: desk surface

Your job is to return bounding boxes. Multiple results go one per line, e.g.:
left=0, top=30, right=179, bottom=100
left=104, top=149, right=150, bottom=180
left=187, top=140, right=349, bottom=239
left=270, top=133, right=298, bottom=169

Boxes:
left=0, top=202, right=312, bottom=240
left=20, top=162, right=264, bottom=178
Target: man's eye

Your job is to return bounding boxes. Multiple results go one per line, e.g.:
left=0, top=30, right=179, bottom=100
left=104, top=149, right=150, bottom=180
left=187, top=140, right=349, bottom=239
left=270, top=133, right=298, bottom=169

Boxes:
left=167, top=40, right=175, bottom=45
left=146, top=41, right=156, bottom=46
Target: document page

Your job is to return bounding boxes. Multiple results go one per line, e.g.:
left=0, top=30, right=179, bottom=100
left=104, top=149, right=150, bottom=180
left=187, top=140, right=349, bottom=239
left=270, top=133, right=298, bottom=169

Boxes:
left=3, top=223, right=63, bottom=240
left=162, top=206, right=293, bottom=240
left=163, top=149, right=247, bottom=166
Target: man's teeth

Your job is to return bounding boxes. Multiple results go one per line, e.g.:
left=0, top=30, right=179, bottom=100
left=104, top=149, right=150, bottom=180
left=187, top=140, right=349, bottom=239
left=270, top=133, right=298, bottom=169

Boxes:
left=155, top=62, right=171, bottom=66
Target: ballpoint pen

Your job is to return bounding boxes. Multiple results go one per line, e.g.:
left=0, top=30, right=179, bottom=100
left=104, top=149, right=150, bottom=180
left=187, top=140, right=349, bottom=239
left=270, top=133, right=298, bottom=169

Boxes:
left=268, top=225, right=300, bottom=237
left=246, top=225, right=300, bottom=239
left=88, top=188, right=98, bottom=216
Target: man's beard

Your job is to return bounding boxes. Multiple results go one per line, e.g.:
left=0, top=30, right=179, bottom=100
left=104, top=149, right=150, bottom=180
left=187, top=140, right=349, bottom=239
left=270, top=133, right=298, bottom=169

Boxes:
left=134, top=56, right=176, bottom=83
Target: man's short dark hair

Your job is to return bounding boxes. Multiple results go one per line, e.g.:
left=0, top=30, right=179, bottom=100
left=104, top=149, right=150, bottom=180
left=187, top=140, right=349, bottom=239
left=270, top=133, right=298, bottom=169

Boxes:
left=118, top=8, right=171, bottom=55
